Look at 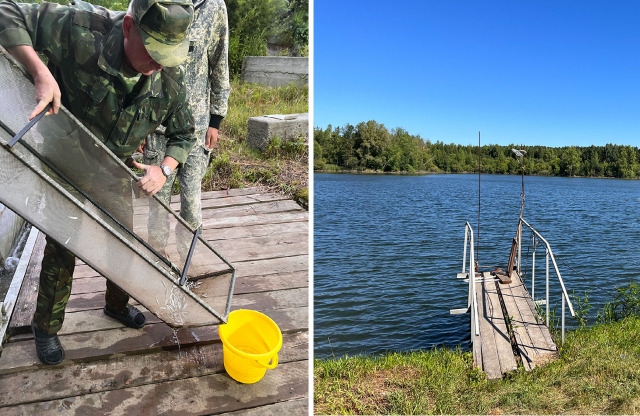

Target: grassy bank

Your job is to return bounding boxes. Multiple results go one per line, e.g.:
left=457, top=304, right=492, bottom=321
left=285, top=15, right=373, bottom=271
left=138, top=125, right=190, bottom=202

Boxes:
left=315, top=316, right=640, bottom=415
left=201, top=78, right=309, bottom=208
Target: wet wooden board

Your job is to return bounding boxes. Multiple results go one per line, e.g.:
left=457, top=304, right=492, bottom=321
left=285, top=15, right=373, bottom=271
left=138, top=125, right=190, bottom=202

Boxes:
left=0, top=360, right=307, bottom=415
left=7, top=230, right=46, bottom=333
left=475, top=280, right=517, bottom=379
left=2, top=188, right=309, bottom=413
left=0, top=331, right=307, bottom=407
left=500, top=273, right=557, bottom=370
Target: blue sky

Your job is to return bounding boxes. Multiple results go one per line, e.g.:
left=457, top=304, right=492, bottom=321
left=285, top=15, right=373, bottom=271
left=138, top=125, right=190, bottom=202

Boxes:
left=313, top=1, right=640, bottom=147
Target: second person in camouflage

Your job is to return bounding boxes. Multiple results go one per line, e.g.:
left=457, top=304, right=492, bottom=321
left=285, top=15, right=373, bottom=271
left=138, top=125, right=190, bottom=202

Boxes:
left=143, top=0, right=230, bottom=247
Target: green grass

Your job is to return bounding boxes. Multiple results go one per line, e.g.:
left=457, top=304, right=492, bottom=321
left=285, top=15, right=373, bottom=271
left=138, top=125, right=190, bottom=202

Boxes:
left=202, top=78, right=309, bottom=208
left=315, top=317, right=640, bottom=415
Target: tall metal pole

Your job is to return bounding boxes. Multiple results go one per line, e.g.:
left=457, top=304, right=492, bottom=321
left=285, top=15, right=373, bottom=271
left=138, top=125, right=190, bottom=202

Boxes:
left=477, top=132, right=480, bottom=268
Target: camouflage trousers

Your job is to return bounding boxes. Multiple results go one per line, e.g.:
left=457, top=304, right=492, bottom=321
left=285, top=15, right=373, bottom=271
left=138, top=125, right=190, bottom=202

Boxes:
left=143, top=131, right=211, bottom=252
left=34, top=237, right=131, bottom=335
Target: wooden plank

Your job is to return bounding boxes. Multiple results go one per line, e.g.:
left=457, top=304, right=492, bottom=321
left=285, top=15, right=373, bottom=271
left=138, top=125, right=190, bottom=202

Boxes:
left=216, top=233, right=308, bottom=263
left=475, top=282, right=501, bottom=380
left=0, top=331, right=307, bottom=407
left=219, top=398, right=308, bottom=416
left=202, top=211, right=308, bottom=230
left=8, top=230, right=46, bottom=333
left=502, top=273, right=557, bottom=368
left=477, top=280, right=517, bottom=379
left=0, top=360, right=308, bottom=416
left=0, top=307, right=308, bottom=374
left=499, top=281, right=538, bottom=371
left=135, top=199, right=303, bottom=222
left=233, top=255, right=308, bottom=278
left=201, top=221, right=308, bottom=242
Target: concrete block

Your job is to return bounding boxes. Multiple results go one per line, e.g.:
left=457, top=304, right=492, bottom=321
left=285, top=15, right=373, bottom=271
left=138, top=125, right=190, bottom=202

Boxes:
left=247, top=113, right=308, bottom=151
left=243, top=56, right=308, bottom=87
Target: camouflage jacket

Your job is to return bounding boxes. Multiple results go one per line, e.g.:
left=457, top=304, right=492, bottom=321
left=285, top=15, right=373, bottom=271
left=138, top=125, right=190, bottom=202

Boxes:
left=0, top=0, right=195, bottom=164
left=185, top=0, right=230, bottom=137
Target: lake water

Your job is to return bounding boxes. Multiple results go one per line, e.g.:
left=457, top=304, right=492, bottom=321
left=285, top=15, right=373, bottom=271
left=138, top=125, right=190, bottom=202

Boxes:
left=313, top=173, right=640, bottom=359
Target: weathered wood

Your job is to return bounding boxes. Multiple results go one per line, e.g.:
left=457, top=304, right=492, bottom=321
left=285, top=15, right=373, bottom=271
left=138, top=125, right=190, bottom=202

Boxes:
left=0, top=306, right=308, bottom=374
left=202, top=210, right=309, bottom=230
left=501, top=273, right=557, bottom=369
left=8, top=230, right=46, bottom=333
left=0, top=360, right=308, bottom=416
left=233, top=255, right=308, bottom=278
left=201, top=221, right=308, bottom=242
left=0, top=331, right=307, bottom=407
left=219, top=398, right=308, bottom=416
left=476, top=280, right=517, bottom=379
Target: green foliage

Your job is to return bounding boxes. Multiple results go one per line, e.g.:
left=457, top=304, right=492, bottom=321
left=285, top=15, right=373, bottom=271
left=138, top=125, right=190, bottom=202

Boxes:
left=277, top=0, right=309, bottom=56
left=315, top=122, right=640, bottom=178
left=266, top=135, right=306, bottom=159
left=226, top=0, right=284, bottom=75
left=315, top=316, right=640, bottom=415
left=598, top=282, right=640, bottom=323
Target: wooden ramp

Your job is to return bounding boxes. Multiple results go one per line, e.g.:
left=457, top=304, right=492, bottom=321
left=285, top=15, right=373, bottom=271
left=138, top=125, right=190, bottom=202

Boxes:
left=474, top=271, right=557, bottom=379
left=0, top=187, right=309, bottom=415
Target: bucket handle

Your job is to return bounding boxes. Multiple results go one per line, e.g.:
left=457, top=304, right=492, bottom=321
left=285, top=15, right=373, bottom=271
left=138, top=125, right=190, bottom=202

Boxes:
left=257, top=354, right=279, bottom=369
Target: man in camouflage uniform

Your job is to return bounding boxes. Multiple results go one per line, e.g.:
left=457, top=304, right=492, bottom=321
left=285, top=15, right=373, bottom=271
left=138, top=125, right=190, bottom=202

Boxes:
left=0, top=0, right=196, bottom=365
left=143, top=0, right=229, bottom=247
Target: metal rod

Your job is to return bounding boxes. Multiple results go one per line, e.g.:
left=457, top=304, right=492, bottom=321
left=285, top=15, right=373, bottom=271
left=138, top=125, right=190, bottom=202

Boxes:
left=546, top=251, right=550, bottom=327
left=7, top=103, right=51, bottom=147
left=531, top=236, right=536, bottom=300
left=179, top=226, right=201, bottom=286
left=477, top=131, right=480, bottom=267
left=463, top=227, right=468, bottom=274
left=562, top=292, right=566, bottom=345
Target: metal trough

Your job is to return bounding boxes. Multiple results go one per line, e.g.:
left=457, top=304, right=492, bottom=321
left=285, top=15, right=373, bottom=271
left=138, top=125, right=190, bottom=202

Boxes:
left=0, top=47, right=235, bottom=328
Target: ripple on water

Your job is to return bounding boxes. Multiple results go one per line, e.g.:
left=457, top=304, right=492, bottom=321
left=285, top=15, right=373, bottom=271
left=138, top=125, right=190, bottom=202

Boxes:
left=314, top=173, right=640, bottom=358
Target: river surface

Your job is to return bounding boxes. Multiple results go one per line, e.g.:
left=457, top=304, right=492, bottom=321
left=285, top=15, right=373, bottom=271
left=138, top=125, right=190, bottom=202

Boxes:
left=313, top=173, right=640, bottom=359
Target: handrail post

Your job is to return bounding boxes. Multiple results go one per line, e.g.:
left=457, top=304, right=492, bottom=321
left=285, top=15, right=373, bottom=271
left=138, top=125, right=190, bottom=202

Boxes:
left=546, top=251, right=550, bottom=327
left=562, top=293, right=566, bottom=345
left=517, top=219, right=522, bottom=274
left=531, top=236, right=536, bottom=300
left=463, top=227, right=468, bottom=274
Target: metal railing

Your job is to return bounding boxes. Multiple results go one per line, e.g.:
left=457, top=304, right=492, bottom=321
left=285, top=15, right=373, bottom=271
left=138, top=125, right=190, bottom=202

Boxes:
left=519, top=219, right=575, bottom=344
left=462, top=222, right=480, bottom=344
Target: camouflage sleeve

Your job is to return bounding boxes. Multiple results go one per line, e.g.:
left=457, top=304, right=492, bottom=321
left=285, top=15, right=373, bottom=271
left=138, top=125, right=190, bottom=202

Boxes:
left=163, top=80, right=196, bottom=165
left=0, top=0, right=70, bottom=64
left=208, top=0, right=230, bottom=121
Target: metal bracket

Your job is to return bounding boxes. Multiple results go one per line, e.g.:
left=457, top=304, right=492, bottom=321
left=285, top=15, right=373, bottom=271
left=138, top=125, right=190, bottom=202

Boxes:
left=179, top=226, right=201, bottom=286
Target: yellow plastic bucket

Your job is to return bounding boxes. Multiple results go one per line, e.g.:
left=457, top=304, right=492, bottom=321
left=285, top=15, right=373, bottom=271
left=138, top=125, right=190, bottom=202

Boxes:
left=218, top=309, right=283, bottom=384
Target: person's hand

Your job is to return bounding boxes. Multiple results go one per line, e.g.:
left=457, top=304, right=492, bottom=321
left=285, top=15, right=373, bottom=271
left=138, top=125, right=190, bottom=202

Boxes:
left=136, top=139, right=146, bottom=154
left=205, top=127, right=219, bottom=149
left=131, top=160, right=167, bottom=196
left=31, top=67, right=61, bottom=119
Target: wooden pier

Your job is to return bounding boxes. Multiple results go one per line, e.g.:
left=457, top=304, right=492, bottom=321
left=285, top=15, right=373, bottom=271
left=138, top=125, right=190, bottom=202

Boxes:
left=0, top=187, right=308, bottom=415
left=473, top=270, right=558, bottom=379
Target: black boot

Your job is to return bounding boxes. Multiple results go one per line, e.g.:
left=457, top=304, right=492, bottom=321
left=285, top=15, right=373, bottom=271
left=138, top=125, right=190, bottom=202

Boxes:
left=31, top=321, right=65, bottom=365
left=103, top=305, right=146, bottom=329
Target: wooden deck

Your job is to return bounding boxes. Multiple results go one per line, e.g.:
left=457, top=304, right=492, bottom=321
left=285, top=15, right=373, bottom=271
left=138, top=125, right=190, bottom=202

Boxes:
left=474, top=271, right=557, bottom=379
left=0, top=187, right=309, bottom=415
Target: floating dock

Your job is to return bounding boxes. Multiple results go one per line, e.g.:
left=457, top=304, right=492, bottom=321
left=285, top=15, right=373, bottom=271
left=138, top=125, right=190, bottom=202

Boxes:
left=454, top=221, right=574, bottom=380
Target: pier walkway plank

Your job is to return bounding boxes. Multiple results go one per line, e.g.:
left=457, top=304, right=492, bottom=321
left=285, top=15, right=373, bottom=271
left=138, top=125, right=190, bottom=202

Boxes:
left=0, top=187, right=309, bottom=415
left=473, top=271, right=558, bottom=379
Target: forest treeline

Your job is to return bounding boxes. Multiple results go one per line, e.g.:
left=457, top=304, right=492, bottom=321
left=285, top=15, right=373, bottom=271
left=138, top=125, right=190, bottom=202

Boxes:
left=314, top=121, right=640, bottom=179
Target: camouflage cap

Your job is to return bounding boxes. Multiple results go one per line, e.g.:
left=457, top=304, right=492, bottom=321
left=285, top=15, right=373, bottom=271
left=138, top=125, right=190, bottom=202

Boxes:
left=130, top=0, right=194, bottom=67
